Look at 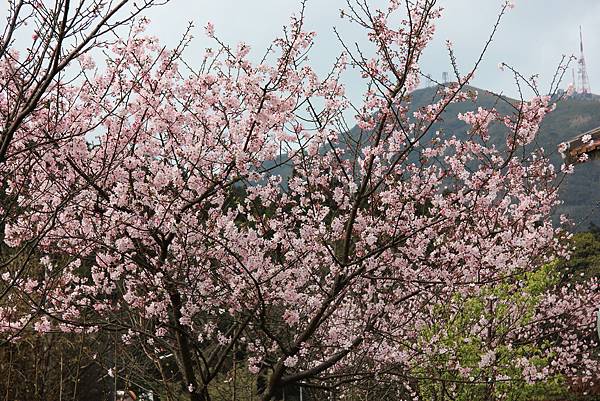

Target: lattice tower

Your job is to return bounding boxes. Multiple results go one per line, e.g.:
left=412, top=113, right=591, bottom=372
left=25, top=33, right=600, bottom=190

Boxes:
left=578, top=26, right=592, bottom=94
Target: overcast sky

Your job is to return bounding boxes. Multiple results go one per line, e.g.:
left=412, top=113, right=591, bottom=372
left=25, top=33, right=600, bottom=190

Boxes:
left=139, top=0, right=600, bottom=101
left=3, top=0, right=599, bottom=100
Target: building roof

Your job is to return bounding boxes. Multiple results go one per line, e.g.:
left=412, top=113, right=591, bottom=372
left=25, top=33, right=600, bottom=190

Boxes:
left=564, top=126, right=600, bottom=163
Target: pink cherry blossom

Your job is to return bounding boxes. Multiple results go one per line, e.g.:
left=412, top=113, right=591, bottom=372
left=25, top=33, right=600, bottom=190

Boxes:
left=0, top=1, right=597, bottom=400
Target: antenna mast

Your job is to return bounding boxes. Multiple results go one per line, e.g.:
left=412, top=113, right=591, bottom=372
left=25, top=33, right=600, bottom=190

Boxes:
left=578, top=26, right=592, bottom=94
left=442, top=71, right=449, bottom=84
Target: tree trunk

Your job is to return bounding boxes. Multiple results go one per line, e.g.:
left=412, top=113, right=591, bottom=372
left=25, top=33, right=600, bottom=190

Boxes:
left=168, top=289, right=204, bottom=401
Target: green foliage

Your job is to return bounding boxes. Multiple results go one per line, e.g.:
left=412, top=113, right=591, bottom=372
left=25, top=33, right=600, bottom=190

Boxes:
left=557, top=230, right=600, bottom=283
left=208, top=362, right=258, bottom=401
left=412, top=263, right=568, bottom=401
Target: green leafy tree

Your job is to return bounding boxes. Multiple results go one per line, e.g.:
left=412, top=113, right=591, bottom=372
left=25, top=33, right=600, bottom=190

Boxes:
left=411, top=263, right=573, bottom=401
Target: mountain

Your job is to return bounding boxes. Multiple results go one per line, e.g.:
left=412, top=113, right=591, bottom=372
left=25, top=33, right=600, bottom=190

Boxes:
left=266, top=85, right=600, bottom=230
left=406, top=85, right=600, bottom=231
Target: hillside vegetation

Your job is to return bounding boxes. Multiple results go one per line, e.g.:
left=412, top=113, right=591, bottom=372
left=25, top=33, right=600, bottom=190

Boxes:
left=408, top=86, right=600, bottom=230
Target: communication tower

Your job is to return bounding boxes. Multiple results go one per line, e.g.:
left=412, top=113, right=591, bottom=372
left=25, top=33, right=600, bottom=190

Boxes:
left=578, top=26, right=592, bottom=94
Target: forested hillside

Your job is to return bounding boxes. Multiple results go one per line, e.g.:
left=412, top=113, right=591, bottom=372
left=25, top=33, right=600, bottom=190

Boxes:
left=408, top=86, right=600, bottom=230
left=275, top=86, right=600, bottom=230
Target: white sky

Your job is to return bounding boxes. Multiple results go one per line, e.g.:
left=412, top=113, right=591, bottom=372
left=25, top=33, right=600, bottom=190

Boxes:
left=3, top=0, right=600, bottom=101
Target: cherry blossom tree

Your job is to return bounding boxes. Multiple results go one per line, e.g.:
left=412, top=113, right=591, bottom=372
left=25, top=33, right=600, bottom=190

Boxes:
left=407, top=262, right=599, bottom=401
left=0, top=0, right=171, bottom=339
left=1, top=1, right=599, bottom=400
